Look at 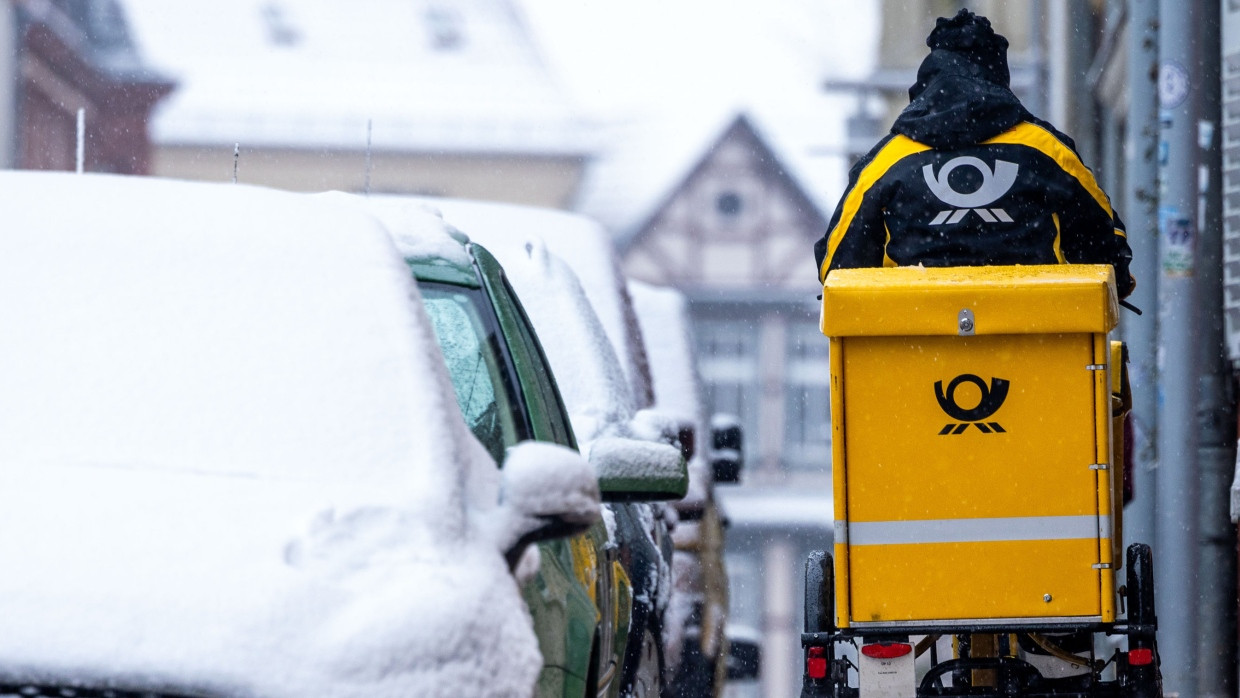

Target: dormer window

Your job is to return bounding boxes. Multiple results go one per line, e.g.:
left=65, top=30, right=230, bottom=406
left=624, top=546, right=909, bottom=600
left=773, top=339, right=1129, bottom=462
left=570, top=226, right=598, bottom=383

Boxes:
left=716, top=191, right=743, bottom=217
left=426, top=6, right=464, bottom=51
left=261, top=3, right=300, bottom=47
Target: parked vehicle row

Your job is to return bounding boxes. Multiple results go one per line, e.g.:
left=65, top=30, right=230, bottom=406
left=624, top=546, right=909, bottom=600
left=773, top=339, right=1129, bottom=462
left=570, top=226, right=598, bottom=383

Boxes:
left=0, top=172, right=748, bottom=698
left=406, top=197, right=759, bottom=697
left=346, top=194, right=688, bottom=698
left=413, top=198, right=684, bottom=698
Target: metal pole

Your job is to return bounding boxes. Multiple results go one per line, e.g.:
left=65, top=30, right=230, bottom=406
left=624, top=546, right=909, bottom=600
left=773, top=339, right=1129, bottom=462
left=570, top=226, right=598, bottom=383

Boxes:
left=1157, top=0, right=1204, bottom=693
left=75, top=108, right=84, bottom=174
left=364, top=119, right=373, bottom=196
left=1122, top=0, right=1159, bottom=558
left=1026, top=0, right=1047, bottom=120
left=1194, top=3, right=1238, bottom=694
left=1046, top=0, right=1070, bottom=135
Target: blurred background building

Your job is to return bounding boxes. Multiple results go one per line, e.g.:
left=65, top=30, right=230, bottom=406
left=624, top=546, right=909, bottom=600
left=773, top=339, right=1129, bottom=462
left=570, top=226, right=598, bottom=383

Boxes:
left=2, top=0, right=172, bottom=173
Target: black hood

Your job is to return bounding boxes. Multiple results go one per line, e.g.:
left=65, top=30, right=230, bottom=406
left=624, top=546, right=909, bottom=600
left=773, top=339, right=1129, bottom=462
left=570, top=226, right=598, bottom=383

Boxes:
left=891, top=9, right=1029, bottom=149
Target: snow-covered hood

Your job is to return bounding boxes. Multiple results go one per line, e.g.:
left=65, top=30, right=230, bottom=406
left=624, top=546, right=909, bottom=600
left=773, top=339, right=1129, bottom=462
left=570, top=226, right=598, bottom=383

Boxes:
left=0, top=462, right=538, bottom=698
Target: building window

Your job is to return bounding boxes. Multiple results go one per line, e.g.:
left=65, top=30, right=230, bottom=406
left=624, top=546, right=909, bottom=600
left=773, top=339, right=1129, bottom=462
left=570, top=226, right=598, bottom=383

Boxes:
left=260, top=3, right=301, bottom=47
left=716, top=191, right=743, bottom=217
left=696, top=318, right=760, bottom=464
left=426, top=6, right=465, bottom=51
left=694, top=175, right=762, bottom=240
left=725, top=551, right=762, bottom=629
left=784, top=321, right=831, bottom=471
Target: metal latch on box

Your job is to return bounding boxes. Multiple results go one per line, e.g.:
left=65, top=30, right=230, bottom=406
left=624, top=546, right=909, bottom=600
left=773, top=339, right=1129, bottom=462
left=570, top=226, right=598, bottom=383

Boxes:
left=957, top=308, right=975, bottom=336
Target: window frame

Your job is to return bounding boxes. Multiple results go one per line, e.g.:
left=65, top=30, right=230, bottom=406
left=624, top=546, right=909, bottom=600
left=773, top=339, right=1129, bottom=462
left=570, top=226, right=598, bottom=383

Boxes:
left=418, top=280, right=533, bottom=461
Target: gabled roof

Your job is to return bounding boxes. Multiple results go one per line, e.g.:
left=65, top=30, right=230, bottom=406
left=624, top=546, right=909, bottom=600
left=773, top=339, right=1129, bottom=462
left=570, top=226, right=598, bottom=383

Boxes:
left=119, top=0, right=591, bottom=155
left=573, top=103, right=839, bottom=245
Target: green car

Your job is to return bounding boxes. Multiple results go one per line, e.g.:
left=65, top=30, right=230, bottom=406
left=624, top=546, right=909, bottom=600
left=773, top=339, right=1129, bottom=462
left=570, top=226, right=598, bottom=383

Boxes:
left=373, top=208, right=687, bottom=697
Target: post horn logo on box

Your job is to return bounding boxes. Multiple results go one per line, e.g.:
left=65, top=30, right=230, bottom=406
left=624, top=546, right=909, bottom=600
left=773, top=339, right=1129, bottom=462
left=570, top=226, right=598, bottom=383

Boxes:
left=935, top=374, right=1010, bottom=435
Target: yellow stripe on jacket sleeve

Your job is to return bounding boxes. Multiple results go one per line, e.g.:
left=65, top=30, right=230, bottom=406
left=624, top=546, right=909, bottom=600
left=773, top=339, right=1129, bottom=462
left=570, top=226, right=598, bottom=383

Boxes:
left=819, top=135, right=932, bottom=282
left=983, top=122, right=1115, bottom=218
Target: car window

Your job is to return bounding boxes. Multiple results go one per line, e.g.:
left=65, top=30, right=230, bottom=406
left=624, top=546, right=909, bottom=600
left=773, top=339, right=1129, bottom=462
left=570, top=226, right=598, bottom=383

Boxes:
left=419, top=282, right=526, bottom=464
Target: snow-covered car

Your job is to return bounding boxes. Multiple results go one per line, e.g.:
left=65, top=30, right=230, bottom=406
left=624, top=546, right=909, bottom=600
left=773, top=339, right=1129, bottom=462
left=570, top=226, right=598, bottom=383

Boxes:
left=332, top=194, right=685, bottom=698
left=420, top=199, right=688, bottom=698
left=0, top=172, right=600, bottom=698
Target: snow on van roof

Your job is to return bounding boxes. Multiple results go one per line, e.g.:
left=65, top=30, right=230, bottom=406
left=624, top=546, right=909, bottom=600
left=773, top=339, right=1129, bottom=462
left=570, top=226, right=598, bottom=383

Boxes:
left=0, top=172, right=539, bottom=697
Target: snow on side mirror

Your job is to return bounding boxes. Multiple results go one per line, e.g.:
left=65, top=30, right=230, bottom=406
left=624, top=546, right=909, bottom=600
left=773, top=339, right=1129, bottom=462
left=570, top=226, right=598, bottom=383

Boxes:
left=497, top=441, right=600, bottom=572
left=631, top=407, right=696, bottom=462
left=588, top=436, right=688, bottom=503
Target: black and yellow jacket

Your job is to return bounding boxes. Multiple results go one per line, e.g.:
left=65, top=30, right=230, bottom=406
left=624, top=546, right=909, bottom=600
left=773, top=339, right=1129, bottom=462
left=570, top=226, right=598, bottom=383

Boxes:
left=814, top=10, right=1135, bottom=298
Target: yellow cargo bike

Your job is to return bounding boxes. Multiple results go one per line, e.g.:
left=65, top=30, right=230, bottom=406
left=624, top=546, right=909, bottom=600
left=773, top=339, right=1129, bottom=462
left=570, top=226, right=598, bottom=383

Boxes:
left=800, top=266, right=1160, bottom=698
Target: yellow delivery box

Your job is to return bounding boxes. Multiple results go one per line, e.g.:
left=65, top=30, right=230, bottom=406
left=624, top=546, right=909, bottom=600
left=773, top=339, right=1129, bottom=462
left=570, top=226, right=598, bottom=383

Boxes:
left=822, top=265, right=1120, bottom=629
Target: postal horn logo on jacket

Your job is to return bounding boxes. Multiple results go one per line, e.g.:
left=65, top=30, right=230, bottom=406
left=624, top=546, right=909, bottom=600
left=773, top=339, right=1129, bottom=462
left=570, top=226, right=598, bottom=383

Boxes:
left=923, top=156, right=1019, bottom=226
left=935, top=373, right=1010, bottom=435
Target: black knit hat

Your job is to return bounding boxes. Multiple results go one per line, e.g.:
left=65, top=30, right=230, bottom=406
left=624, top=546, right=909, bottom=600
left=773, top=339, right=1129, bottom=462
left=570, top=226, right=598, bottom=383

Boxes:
left=909, top=9, right=1011, bottom=100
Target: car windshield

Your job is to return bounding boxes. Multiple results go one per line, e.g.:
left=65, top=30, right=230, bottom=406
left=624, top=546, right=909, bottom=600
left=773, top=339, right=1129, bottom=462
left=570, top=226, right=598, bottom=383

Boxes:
left=418, top=282, right=522, bottom=464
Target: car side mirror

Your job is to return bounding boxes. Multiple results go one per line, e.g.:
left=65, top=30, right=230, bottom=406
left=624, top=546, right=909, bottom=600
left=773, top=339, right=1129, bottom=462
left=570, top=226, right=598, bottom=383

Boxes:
left=589, top=436, right=688, bottom=503
left=497, top=441, right=601, bottom=572
left=710, top=414, right=744, bottom=484
left=726, top=628, right=762, bottom=681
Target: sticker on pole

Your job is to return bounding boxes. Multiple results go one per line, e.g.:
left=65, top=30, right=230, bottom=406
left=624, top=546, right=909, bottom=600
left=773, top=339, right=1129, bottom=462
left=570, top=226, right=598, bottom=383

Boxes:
left=1159, top=207, right=1195, bottom=277
left=1159, top=62, right=1190, bottom=109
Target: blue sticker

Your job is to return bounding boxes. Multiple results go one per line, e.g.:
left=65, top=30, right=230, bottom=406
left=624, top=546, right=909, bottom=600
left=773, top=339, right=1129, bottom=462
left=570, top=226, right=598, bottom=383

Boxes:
left=1159, top=207, right=1195, bottom=276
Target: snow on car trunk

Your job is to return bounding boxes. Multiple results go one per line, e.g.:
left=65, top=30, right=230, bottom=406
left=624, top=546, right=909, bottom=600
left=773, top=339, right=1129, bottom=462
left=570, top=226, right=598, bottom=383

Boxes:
left=0, top=172, right=540, bottom=698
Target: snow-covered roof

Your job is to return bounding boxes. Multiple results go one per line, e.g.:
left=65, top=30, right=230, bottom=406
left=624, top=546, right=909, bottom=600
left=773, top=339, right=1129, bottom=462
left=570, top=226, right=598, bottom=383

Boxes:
left=119, top=0, right=592, bottom=155
left=516, top=0, right=880, bottom=241
left=0, top=172, right=543, bottom=697
left=573, top=105, right=848, bottom=244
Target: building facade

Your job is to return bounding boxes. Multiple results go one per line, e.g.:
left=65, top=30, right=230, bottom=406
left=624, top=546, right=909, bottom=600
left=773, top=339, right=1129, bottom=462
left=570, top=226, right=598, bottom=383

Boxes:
left=11, top=0, right=172, bottom=174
